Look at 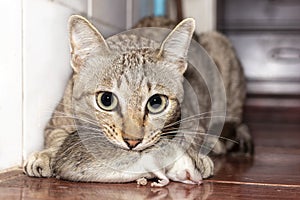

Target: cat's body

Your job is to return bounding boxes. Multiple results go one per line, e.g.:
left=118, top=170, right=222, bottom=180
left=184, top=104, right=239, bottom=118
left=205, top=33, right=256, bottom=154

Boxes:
left=23, top=15, right=252, bottom=187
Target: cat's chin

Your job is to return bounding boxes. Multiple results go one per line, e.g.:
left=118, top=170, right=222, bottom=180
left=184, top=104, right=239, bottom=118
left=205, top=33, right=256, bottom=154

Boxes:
left=111, top=141, right=131, bottom=151
left=113, top=142, right=148, bottom=152
left=132, top=140, right=160, bottom=152
left=131, top=145, right=145, bottom=152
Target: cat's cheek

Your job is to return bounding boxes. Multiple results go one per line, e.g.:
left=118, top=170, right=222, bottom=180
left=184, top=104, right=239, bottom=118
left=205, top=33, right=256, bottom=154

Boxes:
left=147, top=105, right=178, bottom=131
left=164, top=100, right=181, bottom=124
left=147, top=114, right=167, bottom=130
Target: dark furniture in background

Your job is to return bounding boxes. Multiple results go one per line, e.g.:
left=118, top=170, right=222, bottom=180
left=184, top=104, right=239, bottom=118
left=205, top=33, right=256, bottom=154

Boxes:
left=217, top=0, right=300, bottom=124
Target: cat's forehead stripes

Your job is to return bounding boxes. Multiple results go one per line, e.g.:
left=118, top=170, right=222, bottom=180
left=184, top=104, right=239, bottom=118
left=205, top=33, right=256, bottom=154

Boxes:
left=110, top=50, right=153, bottom=90
left=106, top=34, right=158, bottom=52
left=117, top=49, right=156, bottom=68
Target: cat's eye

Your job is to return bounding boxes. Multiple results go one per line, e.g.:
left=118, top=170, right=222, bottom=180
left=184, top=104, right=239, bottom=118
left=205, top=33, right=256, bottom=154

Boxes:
left=96, top=92, right=118, bottom=111
left=147, top=94, right=168, bottom=114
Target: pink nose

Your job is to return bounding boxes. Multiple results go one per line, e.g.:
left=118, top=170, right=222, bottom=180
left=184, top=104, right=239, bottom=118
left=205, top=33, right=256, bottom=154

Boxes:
left=124, top=139, right=142, bottom=149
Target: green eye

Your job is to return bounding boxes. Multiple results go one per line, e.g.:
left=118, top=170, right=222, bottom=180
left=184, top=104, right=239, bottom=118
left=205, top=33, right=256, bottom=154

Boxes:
left=96, top=92, right=118, bottom=111
left=147, top=94, right=168, bottom=114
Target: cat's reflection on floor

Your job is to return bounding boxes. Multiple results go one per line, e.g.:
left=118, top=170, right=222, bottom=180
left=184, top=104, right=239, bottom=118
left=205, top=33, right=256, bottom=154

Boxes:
left=20, top=176, right=213, bottom=200
left=148, top=182, right=213, bottom=200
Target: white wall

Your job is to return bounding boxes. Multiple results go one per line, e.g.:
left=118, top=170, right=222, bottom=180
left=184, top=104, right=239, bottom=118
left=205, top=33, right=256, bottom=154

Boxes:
left=0, top=0, right=23, bottom=171
left=91, top=0, right=126, bottom=36
left=169, top=0, right=216, bottom=33
left=0, top=0, right=88, bottom=170
left=22, top=0, right=87, bottom=161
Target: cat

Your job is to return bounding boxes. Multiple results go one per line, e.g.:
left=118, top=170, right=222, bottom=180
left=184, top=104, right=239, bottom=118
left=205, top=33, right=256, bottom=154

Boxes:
left=23, top=15, right=253, bottom=186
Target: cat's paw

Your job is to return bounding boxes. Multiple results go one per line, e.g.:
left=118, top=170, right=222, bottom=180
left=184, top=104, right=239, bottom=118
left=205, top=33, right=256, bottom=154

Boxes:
left=23, top=150, right=52, bottom=177
left=166, top=153, right=203, bottom=184
left=196, top=155, right=214, bottom=179
left=211, top=139, right=227, bottom=156
left=226, top=124, right=254, bottom=155
left=235, top=124, right=254, bottom=155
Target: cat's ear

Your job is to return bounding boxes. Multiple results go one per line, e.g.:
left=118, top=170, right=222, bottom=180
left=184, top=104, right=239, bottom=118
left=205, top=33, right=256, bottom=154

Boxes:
left=68, top=15, right=110, bottom=73
left=157, top=18, right=195, bottom=74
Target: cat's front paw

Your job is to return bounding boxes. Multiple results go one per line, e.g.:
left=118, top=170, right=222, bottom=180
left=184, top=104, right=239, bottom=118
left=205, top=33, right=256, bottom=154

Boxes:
left=235, top=124, right=254, bottom=155
left=23, top=150, right=52, bottom=177
left=196, top=155, right=214, bottom=179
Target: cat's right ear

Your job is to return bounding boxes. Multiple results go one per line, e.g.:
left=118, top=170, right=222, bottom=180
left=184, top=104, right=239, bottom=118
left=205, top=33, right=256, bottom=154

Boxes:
left=68, top=15, right=109, bottom=73
left=157, top=18, right=195, bottom=74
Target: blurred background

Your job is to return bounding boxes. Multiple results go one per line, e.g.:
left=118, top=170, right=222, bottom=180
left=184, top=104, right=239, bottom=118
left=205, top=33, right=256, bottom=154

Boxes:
left=0, top=0, right=299, bottom=171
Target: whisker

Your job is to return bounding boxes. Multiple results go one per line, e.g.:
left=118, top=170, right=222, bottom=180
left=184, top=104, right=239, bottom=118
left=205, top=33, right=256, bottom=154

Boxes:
left=163, top=126, right=206, bottom=134
left=162, top=130, right=202, bottom=136
left=40, top=109, right=98, bottom=125
left=164, top=110, right=224, bottom=128
left=48, top=124, right=103, bottom=133
left=76, top=131, right=106, bottom=137
left=50, top=115, right=99, bottom=127
left=158, top=138, right=219, bottom=154
left=43, top=102, right=95, bottom=118
left=164, top=115, right=227, bottom=129
left=198, top=144, right=219, bottom=154
left=52, top=110, right=99, bottom=123
left=161, top=130, right=238, bottom=144
left=59, top=134, right=105, bottom=154
left=163, top=126, right=232, bottom=135
left=50, top=110, right=115, bottom=126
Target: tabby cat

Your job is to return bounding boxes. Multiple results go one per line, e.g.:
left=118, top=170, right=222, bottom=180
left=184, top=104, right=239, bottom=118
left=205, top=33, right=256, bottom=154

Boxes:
left=23, top=15, right=253, bottom=187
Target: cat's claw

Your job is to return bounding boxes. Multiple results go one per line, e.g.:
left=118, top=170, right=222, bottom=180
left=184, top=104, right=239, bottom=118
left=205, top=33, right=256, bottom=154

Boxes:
left=23, top=151, right=52, bottom=178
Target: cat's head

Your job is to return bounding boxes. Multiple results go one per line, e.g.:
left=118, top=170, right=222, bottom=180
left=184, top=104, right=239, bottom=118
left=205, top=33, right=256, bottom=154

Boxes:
left=69, top=15, right=195, bottom=151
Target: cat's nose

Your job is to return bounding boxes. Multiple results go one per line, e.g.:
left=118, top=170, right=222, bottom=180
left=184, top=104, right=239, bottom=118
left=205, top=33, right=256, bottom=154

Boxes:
left=124, top=139, right=142, bottom=149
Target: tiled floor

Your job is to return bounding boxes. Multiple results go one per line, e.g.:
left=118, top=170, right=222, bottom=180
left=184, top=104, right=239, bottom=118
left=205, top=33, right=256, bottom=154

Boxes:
left=1, top=123, right=300, bottom=200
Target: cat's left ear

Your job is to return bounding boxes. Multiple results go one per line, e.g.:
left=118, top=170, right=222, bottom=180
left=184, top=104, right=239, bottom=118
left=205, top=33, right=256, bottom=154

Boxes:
left=158, top=18, right=195, bottom=74
left=68, top=15, right=110, bottom=73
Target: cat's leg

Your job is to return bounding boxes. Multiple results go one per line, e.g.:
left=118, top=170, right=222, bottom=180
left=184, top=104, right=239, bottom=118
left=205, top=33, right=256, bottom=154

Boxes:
left=195, top=154, right=214, bottom=179
left=188, top=148, right=214, bottom=179
left=23, top=128, right=69, bottom=177
left=166, top=153, right=203, bottom=185
left=232, top=123, right=254, bottom=155
left=208, top=137, right=227, bottom=156
left=221, top=123, right=253, bottom=155
left=170, top=153, right=213, bottom=181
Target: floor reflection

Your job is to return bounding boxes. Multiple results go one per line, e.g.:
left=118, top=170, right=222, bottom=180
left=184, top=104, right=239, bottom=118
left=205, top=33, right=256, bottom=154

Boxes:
left=17, top=176, right=214, bottom=200
left=1, top=155, right=255, bottom=200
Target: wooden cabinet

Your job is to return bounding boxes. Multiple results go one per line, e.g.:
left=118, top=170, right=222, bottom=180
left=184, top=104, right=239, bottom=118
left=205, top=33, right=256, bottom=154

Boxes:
left=217, top=0, right=300, bottom=123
